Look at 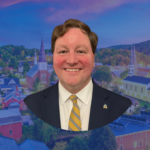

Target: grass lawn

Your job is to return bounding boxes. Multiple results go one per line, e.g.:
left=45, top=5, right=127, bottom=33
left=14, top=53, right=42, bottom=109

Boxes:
left=137, top=99, right=150, bottom=108
left=21, top=112, right=30, bottom=116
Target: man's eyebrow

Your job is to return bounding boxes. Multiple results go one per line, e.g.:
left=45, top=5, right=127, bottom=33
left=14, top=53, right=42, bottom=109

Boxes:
left=75, top=45, right=88, bottom=49
left=56, top=45, right=68, bottom=49
left=57, top=44, right=88, bottom=50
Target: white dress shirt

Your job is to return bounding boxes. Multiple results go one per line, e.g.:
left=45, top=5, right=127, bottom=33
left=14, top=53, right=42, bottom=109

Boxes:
left=59, top=77, right=93, bottom=131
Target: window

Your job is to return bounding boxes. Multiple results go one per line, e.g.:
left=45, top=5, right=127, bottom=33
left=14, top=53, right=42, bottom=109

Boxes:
left=134, top=133, right=137, bottom=137
left=130, top=85, right=132, bottom=90
left=41, top=74, right=46, bottom=82
left=120, top=145, right=123, bottom=150
left=9, top=119, right=12, bottom=122
left=139, top=140, right=142, bottom=146
left=23, top=105, right=26, bottom=110
left=10, top=130, right=12, bottom=135
left=126, top=84, right=128, bottom=89
left=120, top=136, right=123, bottom=141
left=134, top=141, right=137, bottom=148
left=141, top=87, right=143, bottom=93
left=140, top=132, right=142, bottom=136
left=12, top=98, right=13, bottom=101
left=135, top=86, right=137, bottom=91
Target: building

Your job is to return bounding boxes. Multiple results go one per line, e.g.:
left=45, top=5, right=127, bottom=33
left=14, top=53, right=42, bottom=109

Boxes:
left=3, top=67, right=13, bottom=73
left=26, top=39, right=51, bottom=89
left=111, top=70, right=125, bottom=79
left=20, top=61, right=34, bottom=68
left=123, top=45, right=150, bottom=102
left=0, top=135, right=20, bottom=150
left=123, top=76, right=150, bottom=102
left=0, top=78, right=23, bottom=93
left=18, top=61, right=23, bottom=73
left=18, top=139, right=49, bottom=150
left=0, top=108, right=22, bottom=140
left=109, top=113, right=150, bottom=150
left=1, top=86, right=27, bottom=110
left=47, top=64, right=54, bottom=73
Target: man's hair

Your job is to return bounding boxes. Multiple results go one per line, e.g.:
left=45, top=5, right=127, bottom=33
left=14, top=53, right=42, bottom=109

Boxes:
left=51, top=19, right=98, bottom=54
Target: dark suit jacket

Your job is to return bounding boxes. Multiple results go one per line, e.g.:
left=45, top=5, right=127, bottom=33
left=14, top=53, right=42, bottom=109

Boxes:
left=24, top=78, right=131, bottom=130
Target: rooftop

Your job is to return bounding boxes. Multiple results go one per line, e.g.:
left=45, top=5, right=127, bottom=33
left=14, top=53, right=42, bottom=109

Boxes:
left=18, top=139, right=49, bottom=150
left=123, top=75, right=150, bottom=85
left=110, top=114, right=150, bottom=136
left=0, top=135, right=19, bottom=150
left=0, top=108, right=21, bottom=118
left=26, top=64, right=38, bottom=77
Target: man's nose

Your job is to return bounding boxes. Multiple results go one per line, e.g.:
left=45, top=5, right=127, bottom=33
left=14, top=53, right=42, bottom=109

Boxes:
left=66, top=52, right=78, bottom=64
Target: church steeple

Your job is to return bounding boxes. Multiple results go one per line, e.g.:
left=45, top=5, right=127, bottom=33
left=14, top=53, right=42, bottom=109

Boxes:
left=39, top=38, right=46, bottom=62
left=34, top=49, right=37, bottom=65
left=38, top=39, right=47, bottom=70
left=128, top=45, right=135, bottom=76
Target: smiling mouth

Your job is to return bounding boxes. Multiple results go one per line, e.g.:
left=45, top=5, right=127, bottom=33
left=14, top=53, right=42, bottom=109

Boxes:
left=63, top=69, right=82, bottom=72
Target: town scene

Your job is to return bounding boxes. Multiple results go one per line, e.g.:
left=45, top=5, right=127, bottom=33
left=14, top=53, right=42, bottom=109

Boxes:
left=0, top=39, right=150, bottom=149
left=1, top=0, right=150, bottom=149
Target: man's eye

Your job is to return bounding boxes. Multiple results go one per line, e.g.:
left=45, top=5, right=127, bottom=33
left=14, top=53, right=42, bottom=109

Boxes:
left=59, top=51, right=67, bottom=53
left=78, top=51, right=85, bottom=53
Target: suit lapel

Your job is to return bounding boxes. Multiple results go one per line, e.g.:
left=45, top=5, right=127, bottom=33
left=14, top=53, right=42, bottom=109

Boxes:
left=42, top=82, right=61, bottom=128
left=88, top=79, right=110, bottom=130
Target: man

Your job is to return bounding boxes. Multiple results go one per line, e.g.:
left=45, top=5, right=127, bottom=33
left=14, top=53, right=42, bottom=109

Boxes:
left=24, top=19, right=131, bottom=131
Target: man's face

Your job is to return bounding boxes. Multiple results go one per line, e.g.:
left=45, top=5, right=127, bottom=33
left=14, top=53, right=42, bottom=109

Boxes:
left=53, top=28, right=95, bottom=94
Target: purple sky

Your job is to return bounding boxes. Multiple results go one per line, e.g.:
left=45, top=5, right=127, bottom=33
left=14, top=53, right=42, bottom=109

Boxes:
left=0, top=0, right=150, bottom=49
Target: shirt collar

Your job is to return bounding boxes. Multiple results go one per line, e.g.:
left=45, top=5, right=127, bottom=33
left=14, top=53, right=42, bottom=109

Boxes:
left=59, top=77, right=93, bottom=106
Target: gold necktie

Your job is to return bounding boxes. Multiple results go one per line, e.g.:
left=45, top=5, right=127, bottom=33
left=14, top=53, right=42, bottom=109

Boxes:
left=68, top=95, right=82, bottom=131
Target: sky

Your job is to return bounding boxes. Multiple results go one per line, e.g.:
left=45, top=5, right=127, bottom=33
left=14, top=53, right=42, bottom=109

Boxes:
left=0, top=0, right=150, bottom=49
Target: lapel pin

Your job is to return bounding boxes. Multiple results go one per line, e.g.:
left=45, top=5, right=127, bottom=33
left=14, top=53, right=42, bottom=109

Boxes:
left=103, top=104, right=108, bottom=109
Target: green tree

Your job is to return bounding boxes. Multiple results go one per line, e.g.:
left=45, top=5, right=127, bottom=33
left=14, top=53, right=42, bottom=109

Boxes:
left=20, top=118, right=60, bottom=144
left=1, top=68, right=11, bottom=75
left=88, top=126, right=117, bottom=150
left=112, top=85, right=120, bottom=94
left=8, top=73, right=18, bottom=78
left=21, top=50, right=25, bottom=58
left=8, top=56, right=19, bottom=69
left=2, top=53, right=10, bottom=63
left=132, top=106, right=141, bottom=115
left=53, top=141, right=67, bottom=150
left=120, top=70, right=128, bottom=79
left=33, top=77, right=40, bottom=91
left=0, top=60, right=7, bottom=67
left=49, top=70, right=55, bottom=82
left=93, top=70, right=112, bottom=86
left=23, top=62, right=30, bottom=74
left=64, top=137, right=89, bottom=150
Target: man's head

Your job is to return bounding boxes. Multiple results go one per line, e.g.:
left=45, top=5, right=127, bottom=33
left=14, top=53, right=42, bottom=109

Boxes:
left=51, top=19, right=98, bottom=94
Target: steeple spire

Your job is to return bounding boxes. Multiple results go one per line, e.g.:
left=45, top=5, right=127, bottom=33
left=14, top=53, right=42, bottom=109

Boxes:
left=129, top=45, right=134, bottom=65
left=34, top=48, right=37, bottom=65
left=39, top=38, right=46, bottom=62
left=128, top=45, right=135, bottom=76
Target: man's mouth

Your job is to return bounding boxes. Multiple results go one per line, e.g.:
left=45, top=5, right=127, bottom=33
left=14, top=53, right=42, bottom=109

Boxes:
left=64, top=68, right=82, bottom=72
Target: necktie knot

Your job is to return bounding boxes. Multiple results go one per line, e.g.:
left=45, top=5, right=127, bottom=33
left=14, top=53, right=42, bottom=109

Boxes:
left=69, top=95, right=78, bottom=104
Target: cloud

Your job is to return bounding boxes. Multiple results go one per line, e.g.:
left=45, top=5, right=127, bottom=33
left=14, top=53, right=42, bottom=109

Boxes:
left=0, top=0, right=56, bottom=7
left=46, top=0, right=144, bottom=22
left=0, top=0, right=24, bottom=7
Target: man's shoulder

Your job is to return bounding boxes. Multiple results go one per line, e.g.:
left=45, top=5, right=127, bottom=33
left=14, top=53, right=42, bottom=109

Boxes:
left=24, top=85, right=55, bottom=103
left=102, top=87, right=131, bottom=106
left=101, top=88, right=132, bottom=124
